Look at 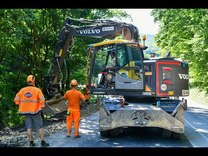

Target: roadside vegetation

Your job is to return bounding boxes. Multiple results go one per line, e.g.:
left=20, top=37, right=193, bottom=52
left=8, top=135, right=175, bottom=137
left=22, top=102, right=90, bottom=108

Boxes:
left=151, top=9, right=208, bottom=107
left=0, top=8, right=208, bottom=130
left=0, top=9, right=129, bottom=130
left=152, top=9, right=208, bottom=95
left=190, top=88, right=208, bottom=106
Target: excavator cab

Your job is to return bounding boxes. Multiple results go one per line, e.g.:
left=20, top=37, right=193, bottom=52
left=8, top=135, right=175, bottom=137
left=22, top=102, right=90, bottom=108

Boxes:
left=41, top=17, right=189, bottom=135
left=87, top=39, right=145, bottom=96
left=42, top=17, right=146, bottom=116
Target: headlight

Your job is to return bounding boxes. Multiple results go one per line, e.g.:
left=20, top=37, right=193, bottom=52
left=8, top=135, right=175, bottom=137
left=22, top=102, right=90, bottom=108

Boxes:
left=161, top=84, right=167, bottom=91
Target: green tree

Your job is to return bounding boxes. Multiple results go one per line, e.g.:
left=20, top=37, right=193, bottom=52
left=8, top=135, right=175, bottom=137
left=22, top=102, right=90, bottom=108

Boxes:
left=151, top=9, right=208, bottom=93
left=0, top=8, right=129, bottom=129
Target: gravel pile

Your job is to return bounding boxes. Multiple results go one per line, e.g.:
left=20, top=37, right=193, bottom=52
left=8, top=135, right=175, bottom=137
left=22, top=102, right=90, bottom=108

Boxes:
left=0, top=103, right=100, bottom=147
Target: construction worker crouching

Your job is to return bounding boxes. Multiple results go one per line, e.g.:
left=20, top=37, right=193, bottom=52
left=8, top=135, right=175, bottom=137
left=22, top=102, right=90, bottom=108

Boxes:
left=64, top=79, right=86, bottom=138
left=14, top=75, right=49, bottom=147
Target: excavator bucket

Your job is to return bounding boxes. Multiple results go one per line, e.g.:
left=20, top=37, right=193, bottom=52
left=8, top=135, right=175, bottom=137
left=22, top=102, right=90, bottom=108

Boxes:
left=42, top=93, right=68, bottom=116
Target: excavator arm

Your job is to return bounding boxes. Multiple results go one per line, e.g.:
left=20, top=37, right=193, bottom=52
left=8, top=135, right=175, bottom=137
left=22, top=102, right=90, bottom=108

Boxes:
left=43, top=17, right=140, bottom=98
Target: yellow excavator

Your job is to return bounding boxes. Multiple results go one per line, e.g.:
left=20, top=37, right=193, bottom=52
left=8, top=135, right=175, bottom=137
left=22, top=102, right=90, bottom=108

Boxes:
left=43, top=17, right=189, bottom=137
left=42, top=17, right=143, bottom=116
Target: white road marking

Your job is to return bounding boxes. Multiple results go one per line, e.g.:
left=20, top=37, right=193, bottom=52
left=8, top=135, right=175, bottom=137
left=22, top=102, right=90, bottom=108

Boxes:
left=185, top=118, right=208, bottom=147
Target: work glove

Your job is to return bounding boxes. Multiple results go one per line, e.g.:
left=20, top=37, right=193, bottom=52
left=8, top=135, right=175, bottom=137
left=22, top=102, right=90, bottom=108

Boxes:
left=66, top=109, right=70, bottom=116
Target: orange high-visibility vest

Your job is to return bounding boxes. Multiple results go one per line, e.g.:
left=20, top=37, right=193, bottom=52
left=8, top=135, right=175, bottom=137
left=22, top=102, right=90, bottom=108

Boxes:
left=14, top=86, right=45, bottom=114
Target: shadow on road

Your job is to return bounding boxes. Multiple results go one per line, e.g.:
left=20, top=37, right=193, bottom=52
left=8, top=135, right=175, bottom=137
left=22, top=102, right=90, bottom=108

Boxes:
left=99, top=127, right=192, bottom=147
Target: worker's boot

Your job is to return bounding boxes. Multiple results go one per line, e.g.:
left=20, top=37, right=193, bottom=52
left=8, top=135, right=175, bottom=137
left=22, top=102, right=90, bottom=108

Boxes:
left=74, top=128, right=80, bottom=138
left=29, top=141, right=36, bottom=147
left=74, top=135, right=81, bottom=138
left=41, top=140, right=49, bottom=147
left=66, top=129, right=71, bottom=137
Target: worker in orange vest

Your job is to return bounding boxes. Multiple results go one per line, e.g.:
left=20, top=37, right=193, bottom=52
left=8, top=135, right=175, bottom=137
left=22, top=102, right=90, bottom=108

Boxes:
left=14, top=75, right=49, bottom=147
left=64, top=79, right=86, bottom=138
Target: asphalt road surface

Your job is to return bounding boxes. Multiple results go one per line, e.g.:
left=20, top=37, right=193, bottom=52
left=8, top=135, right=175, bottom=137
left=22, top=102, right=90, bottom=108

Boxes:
left=184, top=98, right=208, bottom=147
left=46, top=114, right=190, bottom=147
left=43, top=97, right=208, bottom=148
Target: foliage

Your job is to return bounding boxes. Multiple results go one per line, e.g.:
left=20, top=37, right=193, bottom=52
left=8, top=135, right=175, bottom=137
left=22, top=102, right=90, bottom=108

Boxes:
left=151, top=9, right=208, bottom=94
left=190, top=88, right=208, bottom=106
left=0, top=9, right=129, bottom=129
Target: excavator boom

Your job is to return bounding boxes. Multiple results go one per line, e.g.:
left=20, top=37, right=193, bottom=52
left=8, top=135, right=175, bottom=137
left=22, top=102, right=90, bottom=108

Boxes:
left=42, top=17, right=189, bottom=137
left=43, top=17, right=141, bottom=116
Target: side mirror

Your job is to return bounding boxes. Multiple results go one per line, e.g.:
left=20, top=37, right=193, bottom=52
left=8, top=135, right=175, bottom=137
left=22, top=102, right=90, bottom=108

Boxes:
left=141, top=35, right=148, bottom=50
left=166, top=51, right=171, bottom=58
left=142, top=46, right=148, bottom=50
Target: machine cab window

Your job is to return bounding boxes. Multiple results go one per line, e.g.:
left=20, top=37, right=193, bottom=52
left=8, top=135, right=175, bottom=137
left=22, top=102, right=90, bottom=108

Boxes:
left=90, top=41, right=144, bottom=91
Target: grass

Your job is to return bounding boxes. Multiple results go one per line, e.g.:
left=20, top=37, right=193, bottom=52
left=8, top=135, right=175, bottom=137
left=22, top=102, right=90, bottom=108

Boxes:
left=189, top=88, right=208, bottom=106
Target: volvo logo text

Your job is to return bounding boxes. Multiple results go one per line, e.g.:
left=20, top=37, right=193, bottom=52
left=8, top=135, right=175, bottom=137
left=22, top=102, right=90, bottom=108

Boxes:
left=178, top=74, right=189, bottom=79
left=77, top=29, right=101, bottom=34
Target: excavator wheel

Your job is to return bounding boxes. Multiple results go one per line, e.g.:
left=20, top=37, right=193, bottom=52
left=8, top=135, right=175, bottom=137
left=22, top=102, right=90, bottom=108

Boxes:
left=100, top=128, right=124, bottom=137
left=161, top=129, right=173, bottom=138
left=100, top=130, right=110, bottom=137
left=109, top=128, right=124, bottom=137
left=172, top=132, right=185, bottom=140
left=161, top=129, right=184, bottom=140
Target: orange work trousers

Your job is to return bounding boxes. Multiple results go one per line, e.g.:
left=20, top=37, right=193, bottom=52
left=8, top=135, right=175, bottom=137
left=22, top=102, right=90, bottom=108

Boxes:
left=66, top=108, right=80, bottom=136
